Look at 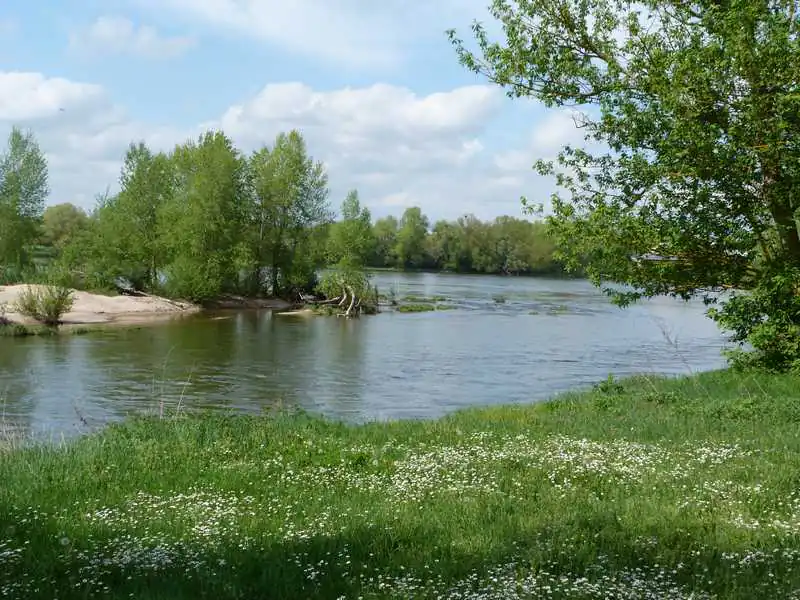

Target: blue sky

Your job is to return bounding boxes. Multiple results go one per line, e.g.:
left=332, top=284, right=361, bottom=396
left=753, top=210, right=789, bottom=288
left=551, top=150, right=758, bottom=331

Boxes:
left=0, top=0, right=586, bottom=222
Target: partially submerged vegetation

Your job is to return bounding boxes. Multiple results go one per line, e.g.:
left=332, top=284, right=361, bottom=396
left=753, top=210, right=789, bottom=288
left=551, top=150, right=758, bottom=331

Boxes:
left=2, top=369, right=800, bottom=599
left=395, top=302, right=437, bottom=313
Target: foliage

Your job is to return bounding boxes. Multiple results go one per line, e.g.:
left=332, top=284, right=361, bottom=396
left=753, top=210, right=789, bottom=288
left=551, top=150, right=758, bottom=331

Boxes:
left=369, top=212, right=565, bottom=275
left=17, top=124, right=566, bottom=305
left=49, top=129, right=332, bottom=302
left=326, top=190, right=374, bottom=268
left=2, top=370, right=800, bottom=598
left=709, top=268, right=800, bottom=372
left=448, top=1, right=800, bottom=369
left=370, top=215, right=399, bottom=267
left=12, top=284, right=74, bottom=326
left=41, top=203, right=89, bottom=250
left=160, top=132, right=249, bottom=302
left=0, top=127, right=48, bottom=271
left=395, top=303, right=437, bottom=313
left=394, top=207, right=430, bottom=269
left=250, top=131, right=332, bottom=297
left=316, top=266, right=378, bottom=315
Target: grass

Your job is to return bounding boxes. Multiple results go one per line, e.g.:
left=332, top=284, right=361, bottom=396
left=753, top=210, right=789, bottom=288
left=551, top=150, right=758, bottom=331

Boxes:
left=2, top=369, right=800, bottom=598
left=396, top=303, right=438, bottom=313
left=0, top=323, right=117, bottom=337
left=403, top=294, right=449, bottom=303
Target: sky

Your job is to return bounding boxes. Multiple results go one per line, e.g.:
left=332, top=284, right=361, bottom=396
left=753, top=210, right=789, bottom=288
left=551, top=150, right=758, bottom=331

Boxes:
left=0, top=0, right=588, bottom=222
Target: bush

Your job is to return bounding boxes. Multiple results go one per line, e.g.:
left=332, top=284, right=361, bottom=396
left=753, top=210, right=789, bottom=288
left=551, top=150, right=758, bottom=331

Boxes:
left=13, top=285, right=75, bottom=326
left=708, top=268, right=800, bottom=373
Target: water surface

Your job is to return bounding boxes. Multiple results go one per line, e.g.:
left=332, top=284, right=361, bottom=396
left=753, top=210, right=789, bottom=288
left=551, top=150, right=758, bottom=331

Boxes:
left=0, top=273, right=728, bottom=438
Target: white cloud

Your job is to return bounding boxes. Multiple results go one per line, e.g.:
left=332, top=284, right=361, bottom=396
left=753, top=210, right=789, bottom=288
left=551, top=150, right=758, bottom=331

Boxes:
left=215, top=82, right=500, bottom=167
left=495, top=109, right=593, bottom=173
left=0, top=70, right=561, bottom=221
left=135, top=0, right=491, bottom=70
left=69, top=16, right=195, bottom=59
left=0, top=71, right=183, bottom=206
left=0, top=72, right=106, bottom=121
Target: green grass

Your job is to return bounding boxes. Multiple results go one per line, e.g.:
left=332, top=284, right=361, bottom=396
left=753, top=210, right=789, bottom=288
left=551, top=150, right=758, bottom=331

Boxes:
left=396, top=302, right=437, bottom=313
left=403, top=294, right=449, bottom=303
left=2, top=370, right=800, bottom=598
left=0, top=323, right=60, bottom=337
left=0, top=323, right=123, bottom=337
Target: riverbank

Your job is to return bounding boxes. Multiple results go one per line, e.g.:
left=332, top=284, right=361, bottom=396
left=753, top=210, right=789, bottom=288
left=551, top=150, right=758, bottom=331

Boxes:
left=0, top=286, right=294, bottom=332
left=0, top=284, right=200, bottom=326
left=1, top=369, right=798, bottom=599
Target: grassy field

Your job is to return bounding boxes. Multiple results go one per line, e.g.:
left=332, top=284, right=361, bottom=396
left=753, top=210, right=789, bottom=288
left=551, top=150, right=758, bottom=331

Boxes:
left=2, top=370, right=800, bottom=599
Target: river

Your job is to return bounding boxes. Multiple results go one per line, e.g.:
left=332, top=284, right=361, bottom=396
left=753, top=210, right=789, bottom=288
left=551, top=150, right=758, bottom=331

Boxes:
left=0, top=272, right=728, bottom=439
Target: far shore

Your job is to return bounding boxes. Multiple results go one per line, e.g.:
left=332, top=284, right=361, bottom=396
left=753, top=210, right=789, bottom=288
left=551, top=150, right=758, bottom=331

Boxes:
left=0, top=285, right=293, bottom=328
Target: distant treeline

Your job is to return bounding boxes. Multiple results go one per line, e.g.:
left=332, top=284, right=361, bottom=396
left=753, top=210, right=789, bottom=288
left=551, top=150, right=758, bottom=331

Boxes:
left=360, top=210, right=562, bottom=275
left=1, top=126, right=568, bottom=303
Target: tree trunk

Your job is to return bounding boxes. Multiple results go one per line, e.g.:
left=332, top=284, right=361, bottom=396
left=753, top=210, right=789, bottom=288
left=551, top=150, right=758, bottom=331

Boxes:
left=271, top=257, right=280, bottom=297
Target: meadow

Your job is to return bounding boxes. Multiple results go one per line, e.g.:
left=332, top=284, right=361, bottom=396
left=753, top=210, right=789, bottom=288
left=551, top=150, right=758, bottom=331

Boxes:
left=1, top=369, right=800, bottom=599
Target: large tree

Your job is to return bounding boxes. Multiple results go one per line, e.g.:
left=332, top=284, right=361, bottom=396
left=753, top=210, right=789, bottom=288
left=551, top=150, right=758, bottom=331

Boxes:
left=450, top=1, right=800, bottom=370
left=326, top=189, right=374, bottom=268
left=0, top=127, right=48, bottom=274
left=250, top=130, right=331, bottom=296
left=394, top=207, right=430, bottom=269
left=41, top=203, right=89, bottom=251
left=161, top=131, right=249, bottom=302
left=103, top=143, right=176, bottom=290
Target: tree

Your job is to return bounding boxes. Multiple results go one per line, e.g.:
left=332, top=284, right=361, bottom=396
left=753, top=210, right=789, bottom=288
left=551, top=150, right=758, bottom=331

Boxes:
left=77, top=144, right=176, bottom=291
left=0, top=127, right=48, bottom=275
left=318, top=189, right=378, bottom=317
left=250, top=130, right=331, bottom=297
left=161, top=131, right=249, bottom=302
left=394, top=207, right=430, bottom=269
left=371, top=216, right=399, bottom=267
left=449, top=1, right=800, bottom=370
left=326, top=189, right=374, bottom=268
left=41, top=203, right=89, bottom=250
left=427, top=220, right=464, bottom=272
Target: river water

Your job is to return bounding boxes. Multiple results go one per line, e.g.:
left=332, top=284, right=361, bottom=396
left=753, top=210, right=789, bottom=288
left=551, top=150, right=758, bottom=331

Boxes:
left=0, top=272, right=728, bottom=439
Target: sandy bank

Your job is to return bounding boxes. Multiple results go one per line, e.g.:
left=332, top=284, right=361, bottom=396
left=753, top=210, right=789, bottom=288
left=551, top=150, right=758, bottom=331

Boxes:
left=275, top=308, right=315, bottom=317
left=0, top=285, right=200, bottom=326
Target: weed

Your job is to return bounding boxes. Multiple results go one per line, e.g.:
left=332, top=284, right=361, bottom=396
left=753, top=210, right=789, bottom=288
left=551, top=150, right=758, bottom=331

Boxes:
left=12, top=285, right=74, bottom=326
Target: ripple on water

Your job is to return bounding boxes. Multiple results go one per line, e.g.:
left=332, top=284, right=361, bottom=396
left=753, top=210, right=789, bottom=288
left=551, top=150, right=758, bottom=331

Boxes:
left=0, top=274, right=728, bottom=437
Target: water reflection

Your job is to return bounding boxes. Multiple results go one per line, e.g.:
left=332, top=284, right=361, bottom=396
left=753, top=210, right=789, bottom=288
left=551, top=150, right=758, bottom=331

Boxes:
left=0, top=274, right=729, bottom=438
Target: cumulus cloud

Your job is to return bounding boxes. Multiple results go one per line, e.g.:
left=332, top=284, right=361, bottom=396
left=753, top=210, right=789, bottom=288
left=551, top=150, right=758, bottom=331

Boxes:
left=69, top=16, right=195, bottom=59
left=214, top=82, right=500, bottom=168
left=0, top=70, right=572, bottom=220
left=0, top=71, right=184, bottom=206
left=494, top=109, right=594, bottom=173
left=0, top=72, right=106, bottom=122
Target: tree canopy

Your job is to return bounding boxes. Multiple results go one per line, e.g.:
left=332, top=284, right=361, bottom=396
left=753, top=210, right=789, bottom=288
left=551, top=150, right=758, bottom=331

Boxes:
left=1, top=125, right=567, bottom=307
left=0, top=127, right=48, bottom=278
left=449, top=0, right=800, bottom=370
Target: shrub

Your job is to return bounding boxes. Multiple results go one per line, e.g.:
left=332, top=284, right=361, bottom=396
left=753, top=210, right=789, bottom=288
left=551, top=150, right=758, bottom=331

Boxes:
left=708, top=268, right=800, bottom=373
left=13, top=285, right=75, bottom=326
